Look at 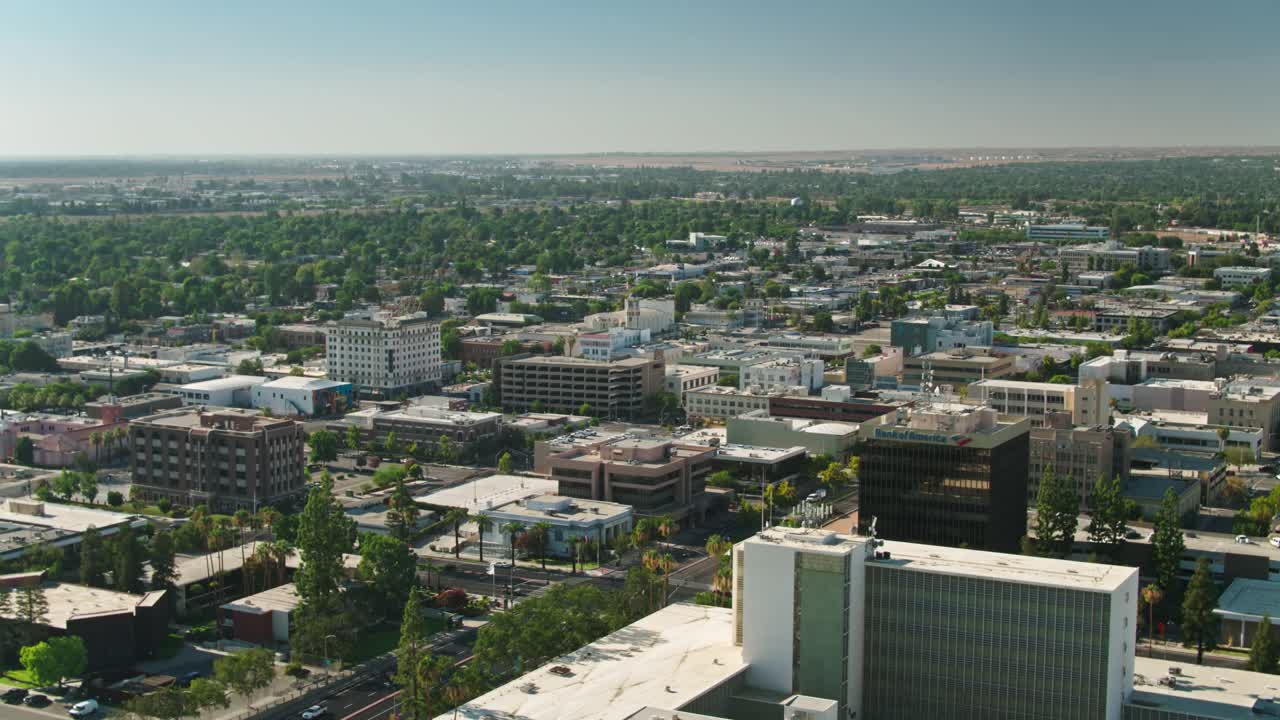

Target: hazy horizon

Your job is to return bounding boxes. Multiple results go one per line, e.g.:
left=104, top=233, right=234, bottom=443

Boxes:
left=4, top=0, right=1278, bottom=156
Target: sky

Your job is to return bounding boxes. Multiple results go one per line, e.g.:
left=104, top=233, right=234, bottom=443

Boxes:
left=2, top=0, right=1278, bottom=155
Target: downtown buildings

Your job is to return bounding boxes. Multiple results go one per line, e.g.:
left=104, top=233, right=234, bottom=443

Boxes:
left=326, top=312, right=442, bottom=399
left=128, top=408, right=306, bottom=511
left=494, top=353, right=666, bottom=420
left=857, top=404, right=1030, bottom=552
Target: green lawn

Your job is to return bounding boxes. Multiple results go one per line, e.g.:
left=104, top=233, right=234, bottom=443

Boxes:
left=345, top=617, right=446, bottom=664
left=0, top=668, right=42, bottom=689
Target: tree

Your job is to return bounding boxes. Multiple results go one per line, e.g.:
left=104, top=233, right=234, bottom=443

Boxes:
left=396, top=588, right=432, bottom=720
left=1251, top=615, right=1279, bottom=674
left=1033, top=466, right=1078, bottom=557
left=295, top=474, right=355, bottom=606
left=150, top=530, right=178, bottom=590
left=13, top=436, right=34, bottom=466
left=707, top=470, right=736, bottom=488
left=1182, top=557, right=1219, bottom=664
left=472, top=584, right=623, bottom=674
left=345, top=424, right=361, bottom=451
left=112, top=527, right=146, bottom=593
left=812, top=312, right=834, bottom=332
left=52, top=471, right=77, bottom=502
left=501, top=521, right=522, bottom=563
left=19, top=636, right=87, bottom=688
left=213, top=648, right=275, bottom=703
left=78, top=473, right=98, bottom=504
left=14, top=585, right=49, bottom=626
left=308, top=430, right=339, bottom=463
left=187, top=677, right=231, bottom=715
left=80, top=526, right=107, bottom=587
left=474, top=513, right=492, bottom=563
left=125, top=686, right=188, bottom=720
left=1151, top=488, right=1187, bottom=592
left=445, top=509, right=469, bottom=559
left=530, top=521, right=553, bottom=570
left=1086, top=474, right=1128, bottom=549
left=385, top=477, right=421, bottom=543
left=497, top=452, right=514, bottom=474
left=357, top=533, right=417, bottom=616
left=107, top=490, right=124, bottom=507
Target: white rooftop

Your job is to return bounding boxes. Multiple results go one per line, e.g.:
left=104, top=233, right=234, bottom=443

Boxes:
left=878, top=539, right=1137, bottom=592
left=221, top=583, right=301, bottom=616
left=441, top=603, right=744, bottom=720
left=259, top=376, right=350, bottom=390
left=0, top=499, right=143, bottom=534
left=179, top=374, right=266, bottom=391
left=416, top=474, right=558, bottom=513
left=1130, top=655, right=1280, bottom=719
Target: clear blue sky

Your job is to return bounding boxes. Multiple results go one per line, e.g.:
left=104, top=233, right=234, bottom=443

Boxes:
left=2, top=0, right=1277, bottom=155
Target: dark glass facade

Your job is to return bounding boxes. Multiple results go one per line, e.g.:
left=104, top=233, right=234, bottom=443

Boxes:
left=858, top=429, right=1029, bottom=552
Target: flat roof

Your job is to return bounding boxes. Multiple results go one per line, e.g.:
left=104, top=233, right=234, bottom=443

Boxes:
left=259, top=376, right=349, bottom=390
left=416, top=474, right=558, bottom=513
left=179, top=374, right=266, bottom=391
left=221, top=583, right=301, bottom=616
left=441, top=603, right=745, bottom=720
left=0, top=581, right=152, bottom=630
left=490, top=496, right=632, bottom=524
left=876, top=538, right=1136, bottom=592
left=1129, top=655, right=1280, bottom=719
left=971, top=378, right=1076, bottom=391
left=0, top=499, right=141, bottom=534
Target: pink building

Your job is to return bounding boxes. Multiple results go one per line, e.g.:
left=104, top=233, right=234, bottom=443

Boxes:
left=0, top=406, right=128, bottom=467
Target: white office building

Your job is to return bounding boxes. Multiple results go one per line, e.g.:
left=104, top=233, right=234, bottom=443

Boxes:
left=740, top=357, right=825, bottom=392
left=178, top=375, right=266, bottom=408
left=326, top=312, right=441, bottom=398
left=577, top=327, right=651, bottom=361
left=1213, top=266, right=1272, bottom=286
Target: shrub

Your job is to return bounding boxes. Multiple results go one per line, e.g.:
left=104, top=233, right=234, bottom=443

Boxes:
left=434, top=587, right=468, bottom=610
left=157, top=498, right=172, bottom=514
left=106, top=490, right=124, bottom=507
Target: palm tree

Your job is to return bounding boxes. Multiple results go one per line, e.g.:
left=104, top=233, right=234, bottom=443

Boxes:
left=445, top=509, right=469, bottom=559
left=111, top=426, right=127, bottom=463
left=257, top=507, right=281, bottom=542
left=1142, top=584, right=1164, bottom=657
left=657, top=515, right=676, bottom=550
left=611, top=532, right=632, bottom=567
left=422, top=558, right=442, bottom=591
left=233, top=509, right=251, bottom=585
left=501, top=521, right=523, bottom=563
left=531, top=521, right=553, bottom=571
left=89, top=431, right=103, bottom=464
left=474, top=513, right=492, bottom=563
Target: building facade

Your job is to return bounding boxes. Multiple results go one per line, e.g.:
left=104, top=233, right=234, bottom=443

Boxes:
left=542, top=437, right=714, bottom=522
left=1028, top=415, right=1131, bottom=509
left=326, top=313, right=442, bottom=399
left=890, top=316, right=994, bottom=356
left=494, top=354, right=665, bottom=420
left=901, top=348, right=1015, bottom=388
left=857, top=405, right=1031, bottom=552
left=969, top=377, right=1108, bottom=427
left=129, top=408, right=306, bottom=511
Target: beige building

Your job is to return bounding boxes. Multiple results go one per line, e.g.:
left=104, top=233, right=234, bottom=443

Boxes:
left=326, top=313, right=441, bottom=399
left=684, top=386, right=777, bottom=420
left=664, top=364, right=719, bottom=402
left=542, top=436, right=714, bottom=522
left=1207, top=381, right=1280, bottom=452
left=902, top=348, right=1015, bottom=387
left=129, top=408, right=306, bottom=512
left=1028, top=413, right=1131, bottom=510
left=495, top=354, right=665, bottom=420
left=968, top=378, right=1108, bottom=427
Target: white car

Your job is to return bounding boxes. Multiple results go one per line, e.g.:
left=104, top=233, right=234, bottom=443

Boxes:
left=301, top=705, right=327, bottom=720
left=1236, top=535, right=1252, bottom=545
left=68, top=700, right=98, bottom=718
left=1270, top=537, right=1280, bottom=549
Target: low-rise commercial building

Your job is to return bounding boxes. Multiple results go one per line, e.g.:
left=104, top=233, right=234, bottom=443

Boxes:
left=0, top=407, right=130, bottom=468
left=130, top=408, right=306, bottom=511
left=1208, top=380, right=1280, bottom=451
left=1214, top=265, right=1272, bottom=286
left=684, top=385, right=778, bottom=421
left=664, top=364, right=719, bottom=402
left=890, top=315, right=993, bottom=356
left=727, top=410, right=859, bottom=459
left=487, top=494, right=633, bottom=559
left=543, top=436, right=714, bottom=522
left=969, top=377, right=1108, bottom=426
left=330, top=402, right=501, bottom=453
left=739, top=356, right=824, bottom=392
left=843, top=347, right=903, bottom=389
left=1028, top=414, right=1131, bottom=509
left=251, top=376, right=354, bottom=417
left=1117, top=409, right=1264, bottom=457
left=901, top=347, right=1014, bottom=387
left=1094, top=307, right=1180, bottom=335
left=178, top=375, right=265, bottom=408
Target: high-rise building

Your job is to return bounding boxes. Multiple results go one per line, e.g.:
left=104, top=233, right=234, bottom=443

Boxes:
left=734, top=527, right=1139, bottom=720
left=857, top=404, right=1031, bottom=552
left=129, top=408, right=306, bottom=511
left=326, top=312, right=441, bottom=399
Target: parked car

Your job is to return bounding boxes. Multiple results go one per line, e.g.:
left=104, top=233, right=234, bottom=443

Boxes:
left=1236, top=534, right=1252, bottom=545
left=69, top=699, right=99, bottom=717
left=301, top=704, right=328, bottom=720
left=1124, top=529, right=1142, bottom=540
left=1269, top=536, right=1280, bottom=549
left=24, top=694, right=51, bottom=708
left=3, top=688, right=28, bottom=704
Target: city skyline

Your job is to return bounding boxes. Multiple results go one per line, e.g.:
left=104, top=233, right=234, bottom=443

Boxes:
left=3, top=0, right=1278, bottom=155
